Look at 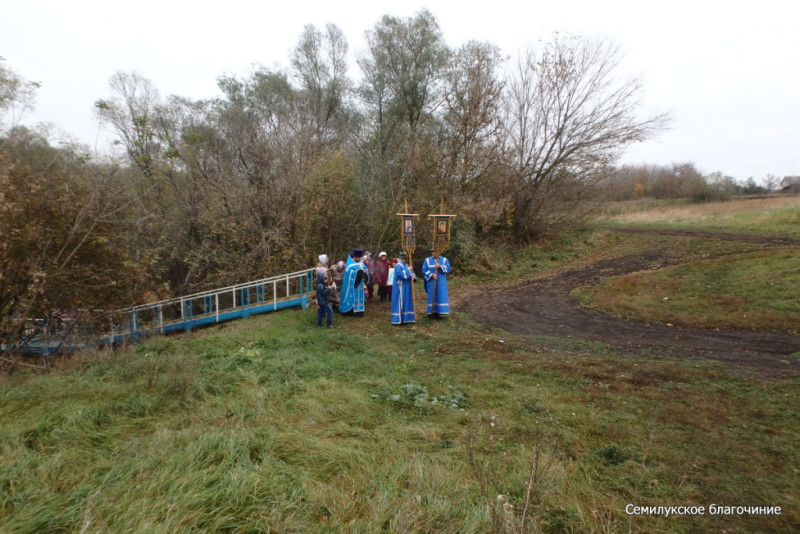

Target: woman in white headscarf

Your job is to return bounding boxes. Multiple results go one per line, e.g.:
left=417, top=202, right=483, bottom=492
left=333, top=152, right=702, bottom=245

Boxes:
left=316, top=254, right=329, bottom=278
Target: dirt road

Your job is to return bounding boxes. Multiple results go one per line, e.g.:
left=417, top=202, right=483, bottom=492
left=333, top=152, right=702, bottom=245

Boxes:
left=458, top=228, right=800, bottom=377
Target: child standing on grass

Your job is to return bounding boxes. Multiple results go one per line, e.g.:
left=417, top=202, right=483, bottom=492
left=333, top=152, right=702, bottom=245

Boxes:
left=316, top=272, right=334, bottom=327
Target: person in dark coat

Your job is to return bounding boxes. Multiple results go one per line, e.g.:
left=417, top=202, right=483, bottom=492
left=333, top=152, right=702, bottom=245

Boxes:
left=316, top=272, right=334, bottom=327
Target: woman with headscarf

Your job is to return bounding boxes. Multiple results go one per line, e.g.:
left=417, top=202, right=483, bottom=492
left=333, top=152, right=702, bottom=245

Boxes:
left=316, top=254, right=329, bottom=278
left=374, top=252, right=391, bottom=302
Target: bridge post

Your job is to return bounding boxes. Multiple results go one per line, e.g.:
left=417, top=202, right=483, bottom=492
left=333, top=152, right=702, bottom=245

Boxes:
left=184, top=299, right=192, bottom=332
left=300, top=270, right=309, bottom=310
left=132, top=310, right=139, bottom=342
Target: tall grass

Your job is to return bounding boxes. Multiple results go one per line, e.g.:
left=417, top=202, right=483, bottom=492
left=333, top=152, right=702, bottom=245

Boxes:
left=1, top=231, right=798, bottom=532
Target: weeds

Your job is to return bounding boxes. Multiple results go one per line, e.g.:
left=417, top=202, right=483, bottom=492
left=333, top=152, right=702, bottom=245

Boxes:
left=372, top=381, right=468, bottom=409
left=465, top=414, right=559, bottom=533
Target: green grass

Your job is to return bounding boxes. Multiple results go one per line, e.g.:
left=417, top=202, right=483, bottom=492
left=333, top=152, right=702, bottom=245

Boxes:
left=577, top=248, right=800, bottom=334
left=2, top=303, right=798, bottom=532
left=582, top=196, right=800, bottom=335
left=1, top=226, right=799, bottom=532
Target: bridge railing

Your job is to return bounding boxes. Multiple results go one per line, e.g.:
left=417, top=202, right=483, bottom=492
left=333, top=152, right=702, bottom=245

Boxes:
left=101, top=268, right=316, bottom=344
left=3, top=269, right=317, bottom=354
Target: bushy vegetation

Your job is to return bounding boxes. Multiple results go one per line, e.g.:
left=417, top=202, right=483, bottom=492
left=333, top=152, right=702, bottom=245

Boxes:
left=0, top=12, right=788, bottom=353
left=2, top=10, right=669, bottom=349
left=0, top=130, right=149, bottom=351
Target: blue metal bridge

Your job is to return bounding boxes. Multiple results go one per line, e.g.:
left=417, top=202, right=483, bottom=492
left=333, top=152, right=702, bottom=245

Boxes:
left=4, top=269, right=316, bottom=355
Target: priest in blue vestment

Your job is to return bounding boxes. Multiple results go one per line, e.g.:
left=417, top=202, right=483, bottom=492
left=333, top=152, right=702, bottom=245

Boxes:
left=423, top=248, right=451, bottom=317
left=390, top=252, right=416, bottom=324
left=339, top=249, right=368, bottom=316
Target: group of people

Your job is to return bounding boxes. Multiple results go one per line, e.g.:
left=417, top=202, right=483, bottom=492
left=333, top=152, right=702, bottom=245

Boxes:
left=314, top=248, right=451, bottom=327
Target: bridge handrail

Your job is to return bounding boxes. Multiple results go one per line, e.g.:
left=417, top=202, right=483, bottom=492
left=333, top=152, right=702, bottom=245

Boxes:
left=4, top=268, right=317, bottom=354
left=118, top=268, right=315, bottom=314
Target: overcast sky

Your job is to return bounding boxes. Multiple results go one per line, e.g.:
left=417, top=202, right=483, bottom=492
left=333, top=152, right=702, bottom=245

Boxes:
left=3, top=0, right=798, bottom=181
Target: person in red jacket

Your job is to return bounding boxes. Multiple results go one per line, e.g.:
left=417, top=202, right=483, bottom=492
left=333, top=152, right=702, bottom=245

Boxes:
left=374, top=251, right=392, bottom=302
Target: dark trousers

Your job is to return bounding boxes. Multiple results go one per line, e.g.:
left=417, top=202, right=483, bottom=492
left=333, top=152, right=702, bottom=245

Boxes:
left=317, top=304, right=333, bottom=326
left=378, top=285, right=389, bottom=301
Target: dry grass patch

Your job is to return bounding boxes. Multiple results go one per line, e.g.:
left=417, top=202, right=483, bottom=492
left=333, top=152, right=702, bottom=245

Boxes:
left=600, top=196, right=800, bottom=224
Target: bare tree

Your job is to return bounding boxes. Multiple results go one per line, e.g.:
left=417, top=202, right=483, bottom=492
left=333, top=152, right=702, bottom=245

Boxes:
left=95, top=71, right=165, bottom=176
left=504, top=35, right=668, bottom=240
left=442, top=41, right=505, bottom=192
left=291, top=23, right=350, bottom=143
left=762, top=174, right=781, bottom=192
left=0, top=58, right=39, bottom=133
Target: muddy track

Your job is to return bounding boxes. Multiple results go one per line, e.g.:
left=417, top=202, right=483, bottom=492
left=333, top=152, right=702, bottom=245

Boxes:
left=458, top=228, right=800, bottom=378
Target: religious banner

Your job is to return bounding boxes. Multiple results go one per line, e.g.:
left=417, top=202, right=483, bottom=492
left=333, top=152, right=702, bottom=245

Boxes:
left=401, top=215, right=416, bottom=253
left=431, top=215, right=452, bottom=253
left=428, top=199, right=456, bottom=254
left=396, top=201, right=419, bottom=256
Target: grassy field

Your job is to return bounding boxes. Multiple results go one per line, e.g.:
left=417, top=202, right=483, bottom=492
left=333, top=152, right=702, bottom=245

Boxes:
left=597, top=195, right=800, bottom=239
left=577, top=247, right=800, bottom=334
left=583, top=196, right=800, bottom=335
left=1, top=202, right=799, bottom=533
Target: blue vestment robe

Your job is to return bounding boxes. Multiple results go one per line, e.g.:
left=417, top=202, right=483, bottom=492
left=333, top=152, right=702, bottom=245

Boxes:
left=390, top=261, right=416, bottom=324
left=339, top=257, right=367, bottom=313
left=423, top=256, right=451, bottom=315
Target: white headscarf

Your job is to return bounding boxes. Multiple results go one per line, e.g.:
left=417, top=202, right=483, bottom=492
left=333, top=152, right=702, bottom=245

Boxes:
left=318, top=254, right=328, bottom=265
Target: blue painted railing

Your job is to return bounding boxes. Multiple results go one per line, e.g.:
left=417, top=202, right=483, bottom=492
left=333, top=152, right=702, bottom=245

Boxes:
left=5, top=269, right=316, bottom=354
left=103, top=268, right=315, bottom=344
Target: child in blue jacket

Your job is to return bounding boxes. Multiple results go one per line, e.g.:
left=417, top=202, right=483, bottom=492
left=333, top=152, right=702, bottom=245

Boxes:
left=316, top=272, right=334, bottom=327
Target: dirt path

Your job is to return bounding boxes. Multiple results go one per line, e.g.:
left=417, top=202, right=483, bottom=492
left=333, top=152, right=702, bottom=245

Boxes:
left=458, top=228, right=800, bottom=378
